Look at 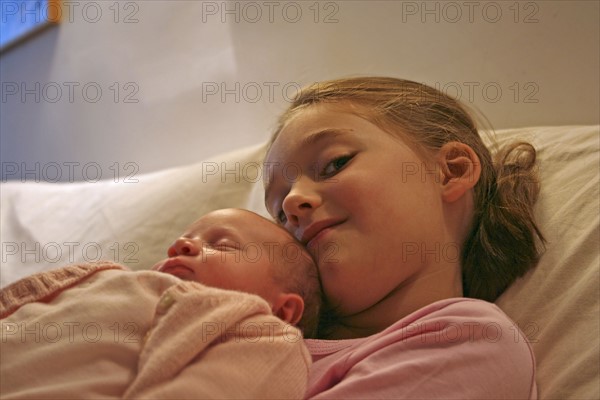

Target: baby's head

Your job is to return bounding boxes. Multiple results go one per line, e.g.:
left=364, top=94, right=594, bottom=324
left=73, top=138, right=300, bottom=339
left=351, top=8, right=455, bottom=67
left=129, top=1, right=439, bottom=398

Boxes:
left=153, top=208, right=321, bottom=338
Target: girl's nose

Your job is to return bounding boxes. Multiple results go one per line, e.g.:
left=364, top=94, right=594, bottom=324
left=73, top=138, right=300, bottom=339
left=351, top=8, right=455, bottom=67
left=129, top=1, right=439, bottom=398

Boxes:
left=167, top=237, right=199, bottom=257
left=281, top=181, right=322, bottom=228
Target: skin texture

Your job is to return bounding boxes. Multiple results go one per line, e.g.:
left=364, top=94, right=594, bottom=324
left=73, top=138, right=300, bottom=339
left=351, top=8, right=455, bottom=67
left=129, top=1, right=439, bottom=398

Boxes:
left=264, top=103, right=481, bottom=339
left=152, top=208, right=305, bottom=325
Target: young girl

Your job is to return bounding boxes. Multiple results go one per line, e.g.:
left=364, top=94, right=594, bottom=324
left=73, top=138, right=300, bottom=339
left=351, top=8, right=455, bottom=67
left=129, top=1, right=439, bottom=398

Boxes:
left=263, top=77, right=544, bottom=398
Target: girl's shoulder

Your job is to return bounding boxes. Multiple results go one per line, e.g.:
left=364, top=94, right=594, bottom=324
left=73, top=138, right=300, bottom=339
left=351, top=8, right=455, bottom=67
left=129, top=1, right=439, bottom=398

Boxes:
left=304, top=298, right=537, bottom=399
left=307, top=297, right=528, bottom=352
left=400, top=296, right=520, bottom=331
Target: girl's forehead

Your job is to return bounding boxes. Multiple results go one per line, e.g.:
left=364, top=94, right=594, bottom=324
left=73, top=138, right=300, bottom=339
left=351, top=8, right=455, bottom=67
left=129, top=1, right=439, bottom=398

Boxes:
left=282, top=102, right=368, bottom=131
left=270, top=102, right=435, bottom=164
left=268, top=108, right=409, bottom=165
left=271, top=108, right=373, bottom=153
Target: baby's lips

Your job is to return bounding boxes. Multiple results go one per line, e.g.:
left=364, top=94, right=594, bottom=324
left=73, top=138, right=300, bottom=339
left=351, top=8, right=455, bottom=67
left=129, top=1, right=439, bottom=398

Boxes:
left=150, top=260, right=164, bottom=271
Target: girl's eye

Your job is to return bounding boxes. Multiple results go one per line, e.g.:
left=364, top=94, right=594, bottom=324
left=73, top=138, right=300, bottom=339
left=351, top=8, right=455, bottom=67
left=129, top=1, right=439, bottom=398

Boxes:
left=322, top=154, right=353, bottom=177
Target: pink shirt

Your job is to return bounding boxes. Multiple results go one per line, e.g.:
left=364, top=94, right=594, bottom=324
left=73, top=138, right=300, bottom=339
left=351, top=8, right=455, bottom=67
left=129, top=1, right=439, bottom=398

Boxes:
left=305, top=298, right=537, bottom=399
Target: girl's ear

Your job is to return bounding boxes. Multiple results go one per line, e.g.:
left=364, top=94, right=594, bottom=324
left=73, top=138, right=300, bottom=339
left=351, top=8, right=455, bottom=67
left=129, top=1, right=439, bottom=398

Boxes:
left=272, top=293, right=304, bottom=326
left=436, top=142, right=482, bottom=203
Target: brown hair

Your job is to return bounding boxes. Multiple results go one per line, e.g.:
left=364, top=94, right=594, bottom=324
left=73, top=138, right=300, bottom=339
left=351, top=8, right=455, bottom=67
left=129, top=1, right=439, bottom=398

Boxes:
left=270, top=228, right=322, bottom=338
left=269, top=77, right=545, bottom=302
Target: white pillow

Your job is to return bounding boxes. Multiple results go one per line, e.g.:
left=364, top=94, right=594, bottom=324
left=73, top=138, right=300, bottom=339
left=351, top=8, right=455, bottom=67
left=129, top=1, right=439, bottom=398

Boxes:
left=0, top=142, right=268, bottom=286
left=493, top=125, right=599, bottom=399
left=1, top=126, right=598, bottom=399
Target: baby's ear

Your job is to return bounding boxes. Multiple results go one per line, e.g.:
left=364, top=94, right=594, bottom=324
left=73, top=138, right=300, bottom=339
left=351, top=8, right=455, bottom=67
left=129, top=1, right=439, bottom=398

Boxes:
left=436, top=142, right=482, bottom=203
left=272, top=293, right=304, bottom=326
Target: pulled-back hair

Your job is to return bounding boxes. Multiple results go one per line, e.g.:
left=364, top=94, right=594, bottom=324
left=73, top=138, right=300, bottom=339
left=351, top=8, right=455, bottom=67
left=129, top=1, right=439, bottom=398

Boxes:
left=270, top=77, right=545, bottom=302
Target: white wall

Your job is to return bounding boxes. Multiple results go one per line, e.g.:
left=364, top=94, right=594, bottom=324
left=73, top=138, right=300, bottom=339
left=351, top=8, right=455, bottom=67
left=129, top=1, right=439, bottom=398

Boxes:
left=1, top=0, right=598, bottom=181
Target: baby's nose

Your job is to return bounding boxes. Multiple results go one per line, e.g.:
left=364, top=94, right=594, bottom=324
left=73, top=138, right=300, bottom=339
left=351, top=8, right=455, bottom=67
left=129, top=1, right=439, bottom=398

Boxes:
left=168, top=237, right=199, bottom=257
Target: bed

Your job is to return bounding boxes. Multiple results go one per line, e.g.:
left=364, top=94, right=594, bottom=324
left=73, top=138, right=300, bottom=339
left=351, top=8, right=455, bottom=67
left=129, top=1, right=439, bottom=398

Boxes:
left=1, top=124, right=598, bottom=399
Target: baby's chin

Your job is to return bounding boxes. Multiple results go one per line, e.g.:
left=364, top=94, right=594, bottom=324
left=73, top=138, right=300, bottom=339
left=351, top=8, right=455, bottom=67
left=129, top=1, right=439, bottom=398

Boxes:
left=163, top=268, right=195, bottom=281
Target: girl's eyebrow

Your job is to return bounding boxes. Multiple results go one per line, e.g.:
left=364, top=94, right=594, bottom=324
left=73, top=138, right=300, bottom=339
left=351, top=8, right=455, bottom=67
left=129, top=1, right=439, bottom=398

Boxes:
left=300, top=128, right=353, bottom=147
left=264, top=128, right=354, bottom=210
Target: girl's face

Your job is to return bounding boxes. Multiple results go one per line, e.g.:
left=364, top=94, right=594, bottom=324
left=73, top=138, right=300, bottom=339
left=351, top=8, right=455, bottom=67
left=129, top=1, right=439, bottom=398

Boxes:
left=265, top=103, right=456, bottom=318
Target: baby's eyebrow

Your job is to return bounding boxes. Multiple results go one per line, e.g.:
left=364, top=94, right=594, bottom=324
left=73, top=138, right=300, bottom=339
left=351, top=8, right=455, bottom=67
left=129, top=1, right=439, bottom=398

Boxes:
left=208, top=226, right=241, bottom=240
left=183, top=225, right=241, bottom=243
